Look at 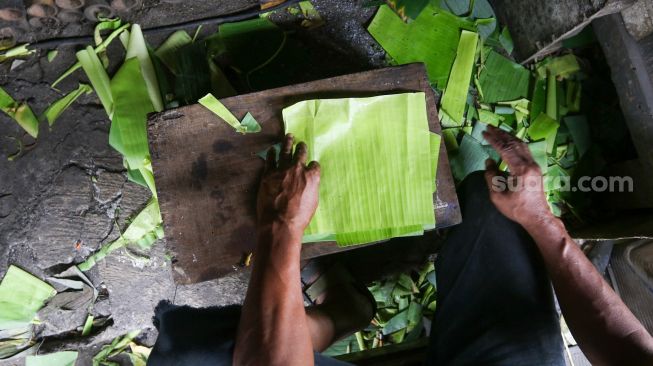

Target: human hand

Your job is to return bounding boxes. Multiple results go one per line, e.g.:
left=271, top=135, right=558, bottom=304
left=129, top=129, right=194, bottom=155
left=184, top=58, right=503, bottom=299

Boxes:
left=257, top=134, right=321, bottom=237
left=482, top=125, right=554, bottom=228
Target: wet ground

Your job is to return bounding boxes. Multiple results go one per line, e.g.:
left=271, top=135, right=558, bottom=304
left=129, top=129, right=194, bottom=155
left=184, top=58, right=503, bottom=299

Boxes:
left=0, top=0, right=388, bottom=363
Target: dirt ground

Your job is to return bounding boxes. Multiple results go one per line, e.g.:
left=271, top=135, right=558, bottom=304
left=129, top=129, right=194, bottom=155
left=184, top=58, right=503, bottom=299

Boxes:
left=0, top=0, right=387, bottom=363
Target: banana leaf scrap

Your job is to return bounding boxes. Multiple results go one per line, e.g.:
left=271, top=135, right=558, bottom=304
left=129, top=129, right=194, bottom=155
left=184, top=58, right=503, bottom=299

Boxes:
left=78, top=198, right=163, bottom=271
left=384, top=0, right=429, bottom=22
left=368, top=3, right=476, bottom=89
left=283, top=93, right=440, bottom=246
left=478, top=50, right=530, bottom=103
left=41, top=84, right=93, bottom=126
left=439, top=30, right=478, bottom=127
left=0, top=86, right=40, bottom=138
left=92, top=329, right=143, bottom=366
left=324, top=261, right=437, bottom=355
left=198, top=93, right=261, bottom=133
left=0, top=266, right=56, bottom=359
left=26, top=351, right=78, bottom=366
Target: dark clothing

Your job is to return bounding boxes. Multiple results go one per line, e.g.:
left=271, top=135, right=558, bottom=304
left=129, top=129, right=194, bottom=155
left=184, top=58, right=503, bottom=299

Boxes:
left=147, top=301, right=349, bottom=366
left=148, top=172, right=565, bottom=365
left=426, top=171, right=565, bottom=365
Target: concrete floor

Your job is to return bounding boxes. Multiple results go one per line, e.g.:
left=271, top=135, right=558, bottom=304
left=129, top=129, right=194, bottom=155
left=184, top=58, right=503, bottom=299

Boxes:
left=0, top=0, right=386, bottom=363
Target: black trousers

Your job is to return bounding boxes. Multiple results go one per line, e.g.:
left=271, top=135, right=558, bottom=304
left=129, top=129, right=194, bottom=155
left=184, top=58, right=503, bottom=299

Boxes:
left=426, top=171, right=565, bottom=366
left=147, top=172, right=565, bottom=365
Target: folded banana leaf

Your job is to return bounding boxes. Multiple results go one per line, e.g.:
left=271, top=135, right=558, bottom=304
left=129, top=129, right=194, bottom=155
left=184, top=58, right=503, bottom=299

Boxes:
left=283, top=93, right=438, bottom=246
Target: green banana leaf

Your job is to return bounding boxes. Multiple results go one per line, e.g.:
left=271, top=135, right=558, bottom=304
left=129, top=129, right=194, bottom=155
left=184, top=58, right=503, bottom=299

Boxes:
left=439, top=30, right=478, bottom=127
left=109, top=58, right=154, bottom=170
left=368, top=4, right=476, bottom=89
left=478, top=50, right=529, bottom=103
left=283, top=93, right=438, bottom=246
left=41, top=84, right=93, bottom=126
left=76, top=46, right=113, bottom=117
left=78, top=198, right=163, bottom=271
left=154, top=30, right=193, bottom=74
left=25, top=351, right=78, bottom=366
left=0, top=86, right=39, bottom=138
left=0, top=266, right=56, bottom=330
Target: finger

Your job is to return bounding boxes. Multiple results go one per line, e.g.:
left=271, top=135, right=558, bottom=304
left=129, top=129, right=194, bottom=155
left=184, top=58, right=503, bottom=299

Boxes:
left=264, top=147, right=277, bottom=173
left=279, top=133, right=294, bottom=168
left=307, top=160, right=320, bottom=174
left=484, top=158, right=502, bottom=194
left=483, top=126, right=535, bottom=175
left=293, top=142, right=308, bottom=165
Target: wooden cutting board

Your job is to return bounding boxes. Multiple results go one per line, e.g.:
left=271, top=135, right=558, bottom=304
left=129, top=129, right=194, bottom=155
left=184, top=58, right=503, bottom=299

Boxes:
left=148, top=63, right=461, bottom=284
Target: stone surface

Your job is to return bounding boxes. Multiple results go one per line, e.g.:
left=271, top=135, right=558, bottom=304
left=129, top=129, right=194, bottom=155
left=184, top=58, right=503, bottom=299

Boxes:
left=490, top=0, right=635, bottom=61
left=622, top=0, right=653, bottom=40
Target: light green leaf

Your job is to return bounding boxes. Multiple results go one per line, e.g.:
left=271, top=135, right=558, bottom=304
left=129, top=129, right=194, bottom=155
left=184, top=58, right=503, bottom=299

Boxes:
left=47, top=50, right=58, bottom=62
left=382, top=310, right=408, bottom=335
left=125, top=24, right=164, bottom=112
left=528, top=113, right=559, bottom=155
left=78, top=198, right=162, bottom=271
left=110, top=57, right=154, bottom=170
left=543, top=54, right=580, bottom=79
left=0, top=44, right=35, bottom=63
left=77, top=46, right=113, bottom=117
left=0, top=266, right=56, bottom=330
left=0, top=86, right=39, bottom=138
left=499, top=26, right=513, bottom=54
left=439, top=30, right=478, bottom=127
left=41, top=84, right=93, bottom=126
left=283, top=93, right=437, bottom=246
left=26, top=351, right=78, bottom=366
left=477, top=109, right=503, bottom=126
left=198, top=93, right=243, bottom=132
left=82, top=314, right=93, bottom=336
left=240, top=112, right=261, bottom=133
left=528, top=140, right=548, bottom=174
left=52, top=23, right=130, bottom=88
left=93, top=330, right=141, bottom=366
left=154, top=30, right=193, bottom=74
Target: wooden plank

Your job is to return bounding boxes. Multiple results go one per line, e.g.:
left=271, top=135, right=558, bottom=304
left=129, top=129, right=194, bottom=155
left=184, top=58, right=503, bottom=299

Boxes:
left=148, top=63, right=461, bottom=284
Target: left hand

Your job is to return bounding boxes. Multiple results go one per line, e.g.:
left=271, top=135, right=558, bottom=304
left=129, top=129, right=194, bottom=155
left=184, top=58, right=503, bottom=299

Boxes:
left=257, top=134, right=321, bottom=236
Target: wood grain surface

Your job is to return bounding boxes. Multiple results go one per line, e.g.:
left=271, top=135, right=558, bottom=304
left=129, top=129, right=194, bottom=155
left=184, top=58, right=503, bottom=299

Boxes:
left=148, top=63, right=461, bottom=284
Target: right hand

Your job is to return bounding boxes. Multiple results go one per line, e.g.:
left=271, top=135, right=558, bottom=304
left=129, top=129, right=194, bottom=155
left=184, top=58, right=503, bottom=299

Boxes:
left=482, top=125, right=554, bottom=227
left=257, top=134, right=321, bottom=237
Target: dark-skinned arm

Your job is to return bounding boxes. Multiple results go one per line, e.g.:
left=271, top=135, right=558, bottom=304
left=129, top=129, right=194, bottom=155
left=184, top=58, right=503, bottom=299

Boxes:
left=483, top=125, right=653, bottom=366
left=233, top=134, right=321, bottom=366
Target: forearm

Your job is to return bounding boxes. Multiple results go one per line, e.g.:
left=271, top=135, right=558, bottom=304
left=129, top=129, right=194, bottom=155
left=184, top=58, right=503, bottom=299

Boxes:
left=524, top=216, right=653, bottom=365
left=234, top=223, right=314, bottom=366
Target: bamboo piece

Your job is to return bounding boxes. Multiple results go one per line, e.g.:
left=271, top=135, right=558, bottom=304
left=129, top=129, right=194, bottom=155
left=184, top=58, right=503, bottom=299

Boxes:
left=27, top=0, right=58, bottom=18
left=83, top=0, right=115, bottom=21
left=55, top=0, right=85, bottom=10
left=110, top=0, right=141, bottom=12
left=57, top=9, right=83, bottom=23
